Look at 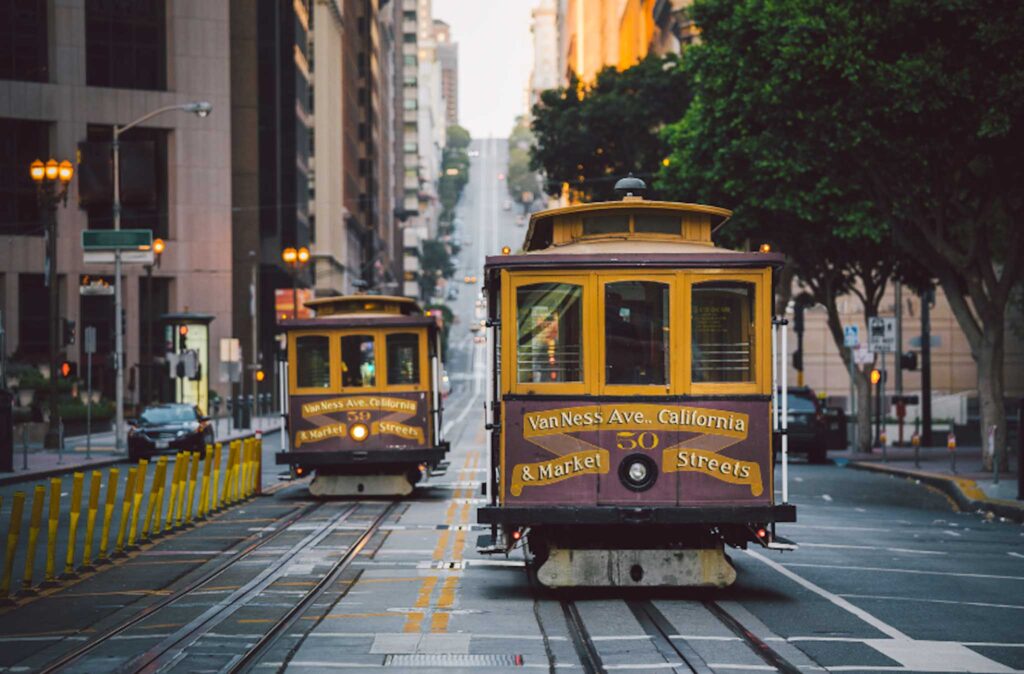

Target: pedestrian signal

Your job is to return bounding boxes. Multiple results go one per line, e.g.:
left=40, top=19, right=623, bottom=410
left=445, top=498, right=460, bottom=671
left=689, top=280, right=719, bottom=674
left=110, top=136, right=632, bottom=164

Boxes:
left=178, top=324, right=188, bottom=351
left=59, top=361, right=77, bottom=378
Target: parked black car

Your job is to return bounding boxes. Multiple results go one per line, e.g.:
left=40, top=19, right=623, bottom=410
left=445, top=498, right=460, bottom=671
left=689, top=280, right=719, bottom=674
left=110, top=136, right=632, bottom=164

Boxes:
left=127, top=404, right=214, bottom=461
left=775, top=387, right=847, bottom=463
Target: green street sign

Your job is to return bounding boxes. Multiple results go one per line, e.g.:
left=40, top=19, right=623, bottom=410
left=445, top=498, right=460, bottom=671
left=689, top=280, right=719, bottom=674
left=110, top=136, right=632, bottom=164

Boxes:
left=82, top=229, right=153, bottom=251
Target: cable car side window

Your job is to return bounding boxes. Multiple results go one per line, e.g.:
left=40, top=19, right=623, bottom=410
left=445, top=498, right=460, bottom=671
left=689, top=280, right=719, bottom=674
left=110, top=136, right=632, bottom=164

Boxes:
left=604, top=281, right=669, bottom=385
left=633, top=213, right=680, bottom=235
left=516, top=283, right=583, bottom=383
left=386, top=333, right=420, bottom=386
left=582, top=213, right=629, bottom=236
left=295, top=335, right=331, bottom=389
left=341, top=334, right=376, bottom=387
left=691, top=281, right=755, bottom=383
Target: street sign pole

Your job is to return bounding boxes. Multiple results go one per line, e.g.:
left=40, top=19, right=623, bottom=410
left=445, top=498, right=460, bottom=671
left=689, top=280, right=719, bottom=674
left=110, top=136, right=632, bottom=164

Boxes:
left=84, top=327, right=96, bottom=460
left=114, top=248, right=123, bottom=453
left=848, top=347, right=857, bottom=451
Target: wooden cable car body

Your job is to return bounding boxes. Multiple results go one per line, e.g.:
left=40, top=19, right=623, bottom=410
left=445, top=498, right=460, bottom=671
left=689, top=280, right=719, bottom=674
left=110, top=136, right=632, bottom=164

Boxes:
left=477, top=190, right=796, bottom=587
left=276, top=295, right=449, bottom=496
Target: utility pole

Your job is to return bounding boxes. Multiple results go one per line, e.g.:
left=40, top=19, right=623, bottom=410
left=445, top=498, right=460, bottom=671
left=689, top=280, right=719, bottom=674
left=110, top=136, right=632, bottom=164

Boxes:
left=921, top=287, right=934, bottom=446
left=895, top=281, right=903, bottom=400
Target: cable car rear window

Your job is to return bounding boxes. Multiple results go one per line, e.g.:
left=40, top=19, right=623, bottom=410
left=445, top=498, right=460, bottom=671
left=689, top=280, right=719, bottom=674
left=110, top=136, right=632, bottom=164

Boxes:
left=582, top=213, right=629, bottom=236
left=604, top=281, right=669, bottom=385
left=387, top=333, right=420, bottom=385
left=341, top=334, right=376, bottom=387
left=516, top=283, right=583, bottom=383
left=296, top=335, right=331, bottom=388
left=691, top=281, right=755, bottom=383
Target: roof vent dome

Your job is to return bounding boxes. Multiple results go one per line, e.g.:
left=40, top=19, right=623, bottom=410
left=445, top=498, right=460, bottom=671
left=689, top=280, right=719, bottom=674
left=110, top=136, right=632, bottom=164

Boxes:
left=613, top=173, right=647, bottom=199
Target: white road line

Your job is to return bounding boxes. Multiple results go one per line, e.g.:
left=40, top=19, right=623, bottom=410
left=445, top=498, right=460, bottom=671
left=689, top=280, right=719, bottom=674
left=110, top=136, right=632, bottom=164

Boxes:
left=942, top=530, right=962, bottom=537
left=590, top=635, right=652, bottom=641
left=705, top=666, right=779, bottom=671
left=441, top=390, right=480, bottom=437
left=782, top=561, right=1024, bottom=581
left=604, top=665, right=683, bottom=671
left=746, top=550, right=911, bottom=640
left=786, top=523, right=893, bottom=533
left=1008, top=552, right=1024, bottom=560
left=838, top=594, right=1024, bottom=611
left=798, top=542, right=947, bottom=556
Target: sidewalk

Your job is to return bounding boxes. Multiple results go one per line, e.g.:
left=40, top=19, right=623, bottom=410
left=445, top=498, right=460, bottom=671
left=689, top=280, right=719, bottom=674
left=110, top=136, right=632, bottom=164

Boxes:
left=0, top=415, right=282, bottom=487
left=835, top=444, right=1024, bottom=522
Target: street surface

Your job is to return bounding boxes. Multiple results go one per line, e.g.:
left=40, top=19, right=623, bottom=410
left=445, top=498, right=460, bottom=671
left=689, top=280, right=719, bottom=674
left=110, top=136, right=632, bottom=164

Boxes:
left=0, top=139, right=1020, bottom=673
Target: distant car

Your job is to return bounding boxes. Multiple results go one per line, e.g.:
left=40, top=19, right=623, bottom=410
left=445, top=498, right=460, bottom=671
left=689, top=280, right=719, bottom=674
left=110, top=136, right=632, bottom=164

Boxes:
left=441, top=370, right=452, bottom=397
left=468, top=150, right=479, bottom=157
left=503, top=200, right=512, bottom=211
left=464, top=275, right=477, bottom=284
left=516, top=215, right=526, bottom=226
left=474, top=335, right=486, bottom=344
left=775, top=387, right=846, bottom=463
left=128, top=403, right=214, bottom=461
left=447, top=287, right=458, bottom=300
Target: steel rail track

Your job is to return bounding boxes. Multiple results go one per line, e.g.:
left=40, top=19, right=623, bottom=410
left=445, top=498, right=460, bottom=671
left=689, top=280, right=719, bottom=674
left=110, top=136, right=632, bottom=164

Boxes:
left=227, top=500, right=400, bottom=673
left=702, top=599, right=802, bottom=674
left=122, top=502, right=368, bottom=673
left=37, top=499, right=323, bottom=674
left=560, top=600, right=604, bottom=674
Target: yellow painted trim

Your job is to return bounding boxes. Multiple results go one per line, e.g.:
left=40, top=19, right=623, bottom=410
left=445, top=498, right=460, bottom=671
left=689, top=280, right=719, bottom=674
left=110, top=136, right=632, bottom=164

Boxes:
left=288, top=330, right=339, bottom=395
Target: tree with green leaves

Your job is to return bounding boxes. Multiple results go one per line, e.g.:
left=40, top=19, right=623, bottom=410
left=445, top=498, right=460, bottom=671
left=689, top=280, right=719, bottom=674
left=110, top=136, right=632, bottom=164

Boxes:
left=439, top=125, right=472, bottom=231
left=507, top=116, right=541, bottom=207
left=417, top=238, right=455, bottom=304
left=531, top=54, right=691, bottom=202
left=657, top=0, right=933, bottom=452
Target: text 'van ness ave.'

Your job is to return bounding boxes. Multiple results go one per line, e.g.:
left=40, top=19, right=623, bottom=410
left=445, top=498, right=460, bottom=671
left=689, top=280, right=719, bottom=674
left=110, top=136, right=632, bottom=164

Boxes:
left=523, top=404, right=748, bottom=439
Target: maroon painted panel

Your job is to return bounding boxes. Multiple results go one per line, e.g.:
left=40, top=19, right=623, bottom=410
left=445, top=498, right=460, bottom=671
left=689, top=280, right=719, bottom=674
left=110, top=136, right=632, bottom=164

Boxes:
left=502, top=399, right=770, bottom=506
left=288, top=391, right=431, bottom=453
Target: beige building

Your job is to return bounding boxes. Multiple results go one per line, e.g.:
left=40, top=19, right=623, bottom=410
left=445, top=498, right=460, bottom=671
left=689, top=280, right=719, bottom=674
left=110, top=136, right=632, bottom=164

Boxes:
left=1, top=1, right=233, bottom=407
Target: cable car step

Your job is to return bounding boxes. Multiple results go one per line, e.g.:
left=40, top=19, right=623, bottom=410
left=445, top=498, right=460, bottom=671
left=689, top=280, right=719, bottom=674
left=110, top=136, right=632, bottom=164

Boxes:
left=766, top=535, right=797, bottom=551
left=474, top=533, right=505, bottom=555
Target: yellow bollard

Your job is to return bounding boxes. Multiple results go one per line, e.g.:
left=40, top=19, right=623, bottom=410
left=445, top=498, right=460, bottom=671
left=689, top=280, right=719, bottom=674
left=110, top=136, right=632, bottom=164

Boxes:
left=240, top=439, right=249, bottom=499
left=232, top=440, right=242, bottom=502
left=62, top=472, right=85, bottom=577
left=116, top=467, right=136, bottom=554
left=152, top=457, right=169, bottom=537
left=20, top=485, right=45, bottom=593
left=255, top=434, right=263, bottom=495
left=81, top=471, right=102, bottom=569
left=174, top=452, right=190, bottom=527
left=213, top=442, right=224, bottom=511
left=143, top=458, right=166, bottom=540
left=98, top=468, right=119, bottom=563
left=129, top=459, right=148, bottom=546
left=185, top=452, right=199, bottom=523
left=198, top=446, right=213, bottom=520
left=1, top=491, right=26, bottom=599
left=222, top=442, right=234, bottom=505
left=43, top=478, right=60, bottom=585
left=166, top=453, right=182, bottom=531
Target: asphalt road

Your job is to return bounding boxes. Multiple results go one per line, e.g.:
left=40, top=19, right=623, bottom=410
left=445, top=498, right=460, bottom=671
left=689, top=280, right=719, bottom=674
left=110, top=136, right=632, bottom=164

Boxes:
left=0, top=139, right=1020, bottom=673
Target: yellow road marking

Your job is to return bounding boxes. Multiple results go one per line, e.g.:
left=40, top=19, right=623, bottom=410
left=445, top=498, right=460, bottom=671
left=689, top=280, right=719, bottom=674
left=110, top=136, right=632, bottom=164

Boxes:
left=238, top=618, right=274, bottom=624
left=59, top=589, right=172, bottom=598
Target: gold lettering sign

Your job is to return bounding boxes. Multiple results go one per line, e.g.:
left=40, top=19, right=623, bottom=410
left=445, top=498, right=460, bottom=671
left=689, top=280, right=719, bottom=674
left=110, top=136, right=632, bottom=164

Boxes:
left=372, top=420, right=425, bottom=444
left=524, top=404, right=747, bottom=439
left=511, top=449, right=609, bottom=496
left=661, top=448, right=763, bottom=496
left=295, top=423, right=347, bottom=448
left=302, top=396, right=418, bottom=418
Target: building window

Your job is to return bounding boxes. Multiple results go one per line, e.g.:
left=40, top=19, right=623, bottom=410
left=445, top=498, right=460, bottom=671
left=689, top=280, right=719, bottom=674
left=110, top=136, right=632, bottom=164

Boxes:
left=691, top=281, right=755, bottom=383
left=296, top=335, right=331, bottom=389
left=0, top=118, right=50, bottom=236
left=83, top=125, right=169, bottom=237
left=403, top=54, right=417, bottom=66
left=85, top=0, right=166, bottom=90
left=403, top=99, right=418, bottom=111
left=17, top=274, right=48, bottom=360
left=0, top=0, right=48, bottom=82
left=516, top=283, right=583, bottom=384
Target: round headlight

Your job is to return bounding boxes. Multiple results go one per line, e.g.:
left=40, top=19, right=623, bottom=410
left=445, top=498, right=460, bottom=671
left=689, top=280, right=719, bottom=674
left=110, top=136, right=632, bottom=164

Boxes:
left=619, top=454, right=657, bottom=491
left=350, top=423, right=369, bottom=442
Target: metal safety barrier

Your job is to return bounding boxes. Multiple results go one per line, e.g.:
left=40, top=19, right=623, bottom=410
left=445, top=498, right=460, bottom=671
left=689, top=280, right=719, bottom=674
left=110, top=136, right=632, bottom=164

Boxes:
left=0, top=431, right=265, bottom=602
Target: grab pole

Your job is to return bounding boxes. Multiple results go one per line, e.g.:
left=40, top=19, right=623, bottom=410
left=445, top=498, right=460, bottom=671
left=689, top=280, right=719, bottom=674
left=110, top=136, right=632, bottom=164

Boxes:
left=781, top=317, right=790, bottom=504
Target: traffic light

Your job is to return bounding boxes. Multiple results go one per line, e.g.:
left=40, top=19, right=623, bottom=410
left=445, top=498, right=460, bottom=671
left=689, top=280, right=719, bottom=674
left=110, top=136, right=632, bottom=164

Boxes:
left=62, top=319, right=76, bottom=347
left=792, top=350, right=803, bottom=371
left=178, top=324, right=189, bottom=351
left=900, top=351, right=918, bottom=371
left=255, top=369, right=265, bottom=382
left=59, top=360, right=77, bottom=378
left=870, top=368, right=882, bottom=385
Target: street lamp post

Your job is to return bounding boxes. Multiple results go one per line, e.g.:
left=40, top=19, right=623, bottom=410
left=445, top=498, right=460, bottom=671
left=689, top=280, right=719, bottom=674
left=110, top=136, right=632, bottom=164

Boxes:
left=281, top=246, right=310, bottom=319
left=143, top=238, right=165, bottom=404
left=31, top=158, right=74, bottom=449
left=110, top=101, right=211, bottom=453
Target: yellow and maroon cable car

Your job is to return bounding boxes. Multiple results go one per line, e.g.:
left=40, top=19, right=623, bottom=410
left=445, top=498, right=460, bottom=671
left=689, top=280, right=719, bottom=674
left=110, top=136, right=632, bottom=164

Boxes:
left=276, top=295, right=448, bottom=496
left=477, top=177, right=796, bottom=587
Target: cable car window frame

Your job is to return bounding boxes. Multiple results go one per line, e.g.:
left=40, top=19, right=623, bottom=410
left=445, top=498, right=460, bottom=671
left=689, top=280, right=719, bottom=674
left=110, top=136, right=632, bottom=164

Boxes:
left=288, top=330, right=338, bottom=395
left=507, top=272, right=591, bottom=396
left=684, top=270, right=770, bottom=396
left=384, top=330, right=429, bottom=392
left=568, top=211, right=685, bottom=242
left=597, top=273, right=676, bottom=395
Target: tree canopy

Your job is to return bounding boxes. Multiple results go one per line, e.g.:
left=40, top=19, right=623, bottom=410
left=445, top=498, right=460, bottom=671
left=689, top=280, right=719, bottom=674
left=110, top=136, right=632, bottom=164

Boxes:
left=531, top=54, right=691, bottom=201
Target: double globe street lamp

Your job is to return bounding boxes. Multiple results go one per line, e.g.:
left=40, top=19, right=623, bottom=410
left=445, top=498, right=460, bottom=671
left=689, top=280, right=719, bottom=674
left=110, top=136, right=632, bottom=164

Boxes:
left=30, top=158, right=75, bottom=448
left=281, top=246, right=310, bottom=320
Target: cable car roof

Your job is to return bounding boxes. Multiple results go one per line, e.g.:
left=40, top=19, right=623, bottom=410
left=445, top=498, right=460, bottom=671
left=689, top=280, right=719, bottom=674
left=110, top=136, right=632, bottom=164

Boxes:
left=303, top=295, right=423, bottom=317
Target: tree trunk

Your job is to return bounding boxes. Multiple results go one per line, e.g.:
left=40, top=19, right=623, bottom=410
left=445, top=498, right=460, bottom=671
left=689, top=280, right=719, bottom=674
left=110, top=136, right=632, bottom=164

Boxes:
left=976, top=327, right=1008, bottom=472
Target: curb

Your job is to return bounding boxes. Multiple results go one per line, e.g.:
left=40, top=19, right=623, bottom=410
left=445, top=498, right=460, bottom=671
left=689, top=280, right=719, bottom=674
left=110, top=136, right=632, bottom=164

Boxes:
left=848, top=461, right=1024, bottom=523
left=0, top=426, right=281, bottom=488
